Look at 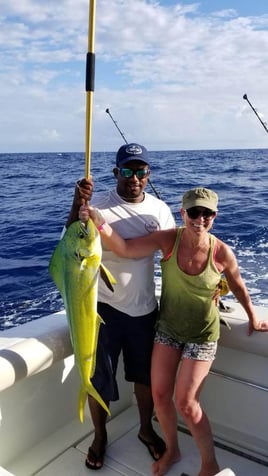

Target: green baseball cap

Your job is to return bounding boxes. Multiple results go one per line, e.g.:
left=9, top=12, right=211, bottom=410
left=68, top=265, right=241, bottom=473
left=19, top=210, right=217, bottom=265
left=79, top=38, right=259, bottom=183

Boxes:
left=182, top=187, right=218, bottom=211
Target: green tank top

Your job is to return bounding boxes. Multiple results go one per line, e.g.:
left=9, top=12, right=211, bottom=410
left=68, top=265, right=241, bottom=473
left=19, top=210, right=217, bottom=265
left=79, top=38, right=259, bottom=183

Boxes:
left=157, top=227, right=221, bottom=343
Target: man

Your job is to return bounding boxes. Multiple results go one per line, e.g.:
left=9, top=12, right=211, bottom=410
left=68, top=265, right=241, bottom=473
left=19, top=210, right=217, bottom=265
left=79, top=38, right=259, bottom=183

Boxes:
left=66, top=143, right=175, bottom=470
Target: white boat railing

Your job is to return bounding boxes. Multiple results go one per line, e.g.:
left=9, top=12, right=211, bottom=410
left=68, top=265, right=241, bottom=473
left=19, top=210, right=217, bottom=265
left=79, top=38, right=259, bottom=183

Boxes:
left=0, top=300, right=268, bottom=473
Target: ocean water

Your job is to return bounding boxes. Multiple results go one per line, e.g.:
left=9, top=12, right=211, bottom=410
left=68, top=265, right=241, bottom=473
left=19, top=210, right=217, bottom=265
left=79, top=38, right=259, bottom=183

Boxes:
left=0, top=149, right=267, bottom=330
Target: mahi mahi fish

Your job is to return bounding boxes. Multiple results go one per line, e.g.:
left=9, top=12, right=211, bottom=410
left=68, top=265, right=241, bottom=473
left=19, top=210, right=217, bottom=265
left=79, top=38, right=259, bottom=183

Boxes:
left=49, top=218, right=116, bottom=422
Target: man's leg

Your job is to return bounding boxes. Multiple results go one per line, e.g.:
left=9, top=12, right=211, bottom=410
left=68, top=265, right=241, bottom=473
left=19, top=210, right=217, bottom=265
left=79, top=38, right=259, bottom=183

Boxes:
left=135, top=382, right=166, bottom=461
left=135, top=382, right=154, bottom=431
left=85, top=397, right=108, bottom=469
left=85, top=304, right=119, bottom=470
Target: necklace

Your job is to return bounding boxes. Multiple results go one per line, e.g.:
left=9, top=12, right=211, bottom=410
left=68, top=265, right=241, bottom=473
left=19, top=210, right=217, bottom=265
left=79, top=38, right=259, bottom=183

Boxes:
left=180, top=233, right=210, bottom=269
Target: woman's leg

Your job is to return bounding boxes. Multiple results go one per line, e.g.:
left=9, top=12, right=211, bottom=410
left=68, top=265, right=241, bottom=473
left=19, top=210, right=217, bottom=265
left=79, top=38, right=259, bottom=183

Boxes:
left=151, top=342, right=181, bottom=476
left=175, top=357, right=219, bottom=476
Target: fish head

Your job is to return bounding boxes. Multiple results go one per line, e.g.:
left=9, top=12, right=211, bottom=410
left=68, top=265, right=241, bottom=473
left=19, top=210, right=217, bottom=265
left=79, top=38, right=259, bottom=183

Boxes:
left=74, top=219, right=101, bottom=261
left=49, top=219, right=102, bottom=293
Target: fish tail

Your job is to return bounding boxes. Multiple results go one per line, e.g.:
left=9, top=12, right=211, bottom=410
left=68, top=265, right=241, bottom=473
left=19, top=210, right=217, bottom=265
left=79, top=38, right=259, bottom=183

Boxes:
left=78, top=384, right=111, bottom=423
left=78, top=387, right=88, bottom=423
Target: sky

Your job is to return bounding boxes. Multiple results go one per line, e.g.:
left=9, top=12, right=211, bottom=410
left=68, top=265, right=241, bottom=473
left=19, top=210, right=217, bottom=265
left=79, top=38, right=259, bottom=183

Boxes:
left=1, top=0, right=268, bottom=153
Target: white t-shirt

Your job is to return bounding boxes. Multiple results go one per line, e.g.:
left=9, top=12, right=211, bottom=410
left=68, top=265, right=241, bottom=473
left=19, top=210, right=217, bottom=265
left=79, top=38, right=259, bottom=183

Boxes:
left=92, top=189, right=175, bottom=316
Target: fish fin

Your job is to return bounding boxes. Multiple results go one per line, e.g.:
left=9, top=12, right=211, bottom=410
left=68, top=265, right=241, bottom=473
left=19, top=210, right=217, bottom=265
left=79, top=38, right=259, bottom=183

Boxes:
left=100, top=263, right=117, bottom=292
left=48, top=241, right=65, bottom=294
left=79, top=384, right=111, bottom=423
left=48, top=221, right=82, bottom=295
left=97, top=313, right=105, bottom=325
left=79, top=387, right=88, bottom=423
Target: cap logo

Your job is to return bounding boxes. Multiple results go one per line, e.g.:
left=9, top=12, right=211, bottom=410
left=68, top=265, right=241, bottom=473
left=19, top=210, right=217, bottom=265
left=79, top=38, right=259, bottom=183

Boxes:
left=125, top=144, right=142, bottom=155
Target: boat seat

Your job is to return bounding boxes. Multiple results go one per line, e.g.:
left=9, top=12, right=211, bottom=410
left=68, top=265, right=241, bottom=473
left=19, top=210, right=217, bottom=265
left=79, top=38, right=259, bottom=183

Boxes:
left=0, top=311, right=72, bottom=392
left=219, top=302, right=268, bottom=358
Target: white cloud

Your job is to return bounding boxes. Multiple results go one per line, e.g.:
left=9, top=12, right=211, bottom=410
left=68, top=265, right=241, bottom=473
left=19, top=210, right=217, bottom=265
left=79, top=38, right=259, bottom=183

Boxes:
left=1, top=0, right=268, bottom=152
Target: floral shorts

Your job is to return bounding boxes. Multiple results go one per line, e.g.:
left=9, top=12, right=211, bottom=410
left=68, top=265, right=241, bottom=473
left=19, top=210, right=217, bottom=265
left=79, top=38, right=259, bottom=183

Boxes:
left=154, top=331, right=217, bottom=361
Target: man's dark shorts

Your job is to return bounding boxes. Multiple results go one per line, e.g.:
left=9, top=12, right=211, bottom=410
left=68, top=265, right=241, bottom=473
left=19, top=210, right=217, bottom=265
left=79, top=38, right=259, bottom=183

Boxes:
left=91, top=302, right=158, bottom=402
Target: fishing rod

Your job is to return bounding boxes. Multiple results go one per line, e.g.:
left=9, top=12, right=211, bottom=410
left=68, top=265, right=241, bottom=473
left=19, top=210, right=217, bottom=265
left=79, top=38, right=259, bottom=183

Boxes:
left=105, top=108, right=161, bottom=199
left=85, top=0, right=96, bottom=178
left=106, top=108, right=128, bottom=145
left=243, top=94, right=268, bottom=134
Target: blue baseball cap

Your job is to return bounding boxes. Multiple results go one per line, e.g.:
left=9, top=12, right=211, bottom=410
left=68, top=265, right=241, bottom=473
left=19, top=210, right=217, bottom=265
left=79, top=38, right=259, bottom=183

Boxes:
left=116, top=143, right=150, bottom=167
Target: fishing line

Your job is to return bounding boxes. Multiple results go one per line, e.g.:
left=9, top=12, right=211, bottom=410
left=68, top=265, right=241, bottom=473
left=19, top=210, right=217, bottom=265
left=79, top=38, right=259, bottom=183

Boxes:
left=106, top=108, right=161, bottom=199
left=243, top=94, right=268, bottom=134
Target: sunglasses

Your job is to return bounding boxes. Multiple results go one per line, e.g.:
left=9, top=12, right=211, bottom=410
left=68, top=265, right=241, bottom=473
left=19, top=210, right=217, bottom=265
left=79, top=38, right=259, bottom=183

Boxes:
left=119, top=168, right=150, bottom=179
left=186, top=207, right=216, bottom=219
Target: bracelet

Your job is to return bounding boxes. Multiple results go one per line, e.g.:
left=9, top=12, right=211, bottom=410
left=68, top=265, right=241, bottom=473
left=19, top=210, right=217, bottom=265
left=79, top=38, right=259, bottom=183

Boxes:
left=97, top=222, right=106, bottom=232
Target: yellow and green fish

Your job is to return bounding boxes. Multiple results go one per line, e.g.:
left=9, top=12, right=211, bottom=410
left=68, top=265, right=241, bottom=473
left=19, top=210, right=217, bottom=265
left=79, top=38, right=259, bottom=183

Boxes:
left=49, top=219, right=116, bottom=422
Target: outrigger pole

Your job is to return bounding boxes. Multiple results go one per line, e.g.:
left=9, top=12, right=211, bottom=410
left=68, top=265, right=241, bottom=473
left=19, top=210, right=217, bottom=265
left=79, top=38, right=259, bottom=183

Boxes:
left=243, top=94, right=268, bottom=134
left=85, top=0, right=96, bottom=178
left=105, top=108, right=161, bottom=199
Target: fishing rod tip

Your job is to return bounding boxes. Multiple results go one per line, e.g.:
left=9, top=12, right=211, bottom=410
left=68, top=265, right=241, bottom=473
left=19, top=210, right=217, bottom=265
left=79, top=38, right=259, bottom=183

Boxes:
left=105, top=108, right=110, bottom=113
left=243, top=94, right=248, bottom=100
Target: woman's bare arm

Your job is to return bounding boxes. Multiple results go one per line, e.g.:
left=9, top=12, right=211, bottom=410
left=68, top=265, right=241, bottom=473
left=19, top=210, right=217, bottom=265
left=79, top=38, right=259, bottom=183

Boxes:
left=216, top=240, right=268, bottom=334
left=82, top=205, right=164, bottom=258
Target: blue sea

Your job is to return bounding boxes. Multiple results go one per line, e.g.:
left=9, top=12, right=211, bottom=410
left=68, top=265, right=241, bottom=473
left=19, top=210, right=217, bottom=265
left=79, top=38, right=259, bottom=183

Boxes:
left=0, top=149, right=267, bottom=330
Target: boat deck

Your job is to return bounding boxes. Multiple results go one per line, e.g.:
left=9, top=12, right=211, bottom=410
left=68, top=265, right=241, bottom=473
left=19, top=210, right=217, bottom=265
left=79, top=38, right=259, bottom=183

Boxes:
left=19, top=405, right=268, bottom=476
left=2, top=302, right=268, bottom=476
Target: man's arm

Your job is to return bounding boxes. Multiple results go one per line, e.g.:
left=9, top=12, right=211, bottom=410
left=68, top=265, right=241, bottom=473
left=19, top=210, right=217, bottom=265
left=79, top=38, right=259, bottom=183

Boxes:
left=65, top=178, right=93, bottom=228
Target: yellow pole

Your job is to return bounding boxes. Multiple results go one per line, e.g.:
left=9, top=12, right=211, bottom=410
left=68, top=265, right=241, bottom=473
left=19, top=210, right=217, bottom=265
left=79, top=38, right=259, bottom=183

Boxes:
left=85, top=0, right=96, bottom=178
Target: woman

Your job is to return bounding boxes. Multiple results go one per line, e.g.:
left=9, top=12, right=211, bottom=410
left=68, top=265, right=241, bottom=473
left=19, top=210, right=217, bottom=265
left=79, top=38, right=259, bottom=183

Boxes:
left=81, top=187, right=268, bottom=476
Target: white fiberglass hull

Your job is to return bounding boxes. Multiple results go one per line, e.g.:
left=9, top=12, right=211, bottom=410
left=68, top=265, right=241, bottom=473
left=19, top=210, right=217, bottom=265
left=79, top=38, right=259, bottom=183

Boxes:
left=0, top=300, right=268, bottom=476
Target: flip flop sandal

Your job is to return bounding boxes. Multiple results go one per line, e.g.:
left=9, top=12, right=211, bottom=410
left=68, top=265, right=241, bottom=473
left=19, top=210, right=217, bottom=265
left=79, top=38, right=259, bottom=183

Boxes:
left=138, top=432, right=166, bottom=461
left=85, top=447, right=105, bottom=470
